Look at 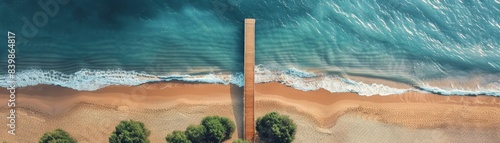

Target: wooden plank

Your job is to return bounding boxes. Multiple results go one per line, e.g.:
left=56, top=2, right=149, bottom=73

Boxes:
left=244, top=18, right=256, bottom=141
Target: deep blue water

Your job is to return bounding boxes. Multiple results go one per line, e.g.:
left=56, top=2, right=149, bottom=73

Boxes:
left=1, top=0, right=499, bottom=96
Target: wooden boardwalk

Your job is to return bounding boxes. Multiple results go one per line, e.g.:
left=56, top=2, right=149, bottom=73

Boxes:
left=244, top=18, right=255, bottom=141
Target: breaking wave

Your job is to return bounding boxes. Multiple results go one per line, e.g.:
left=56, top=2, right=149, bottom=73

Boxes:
left=1, top=66, right=499, bottom=96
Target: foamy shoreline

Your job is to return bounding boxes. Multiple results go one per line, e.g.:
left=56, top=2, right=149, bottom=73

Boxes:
left=2, top=67, right=500, bottom=96
left=1, top=82, right=500, bottom=142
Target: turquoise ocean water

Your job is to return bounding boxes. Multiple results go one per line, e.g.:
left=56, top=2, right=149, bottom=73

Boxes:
left=0, top=0, right=499, bottom=96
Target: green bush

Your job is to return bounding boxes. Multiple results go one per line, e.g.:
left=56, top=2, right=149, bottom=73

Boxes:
left=232, top=139, right=250, bottom=143
left=185, top=125, right=206, bottom=143
left=201, top=117, right=226, bottom=142
left=166, top=130, right=191, bottom=143
left=256, top=112, right=297, bottom=143
left=201, top=116, right=235, bottom=142
left=166, top=116, right=235, bottom=143
left=109, top=120, right=151, bottom=143
left=218, top=117, right=236, bottom=140
left=39, top=129, right=77, bottom=143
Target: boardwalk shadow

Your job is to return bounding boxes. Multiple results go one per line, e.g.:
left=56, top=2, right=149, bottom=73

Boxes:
left=230, top=84, right=244, bottom=138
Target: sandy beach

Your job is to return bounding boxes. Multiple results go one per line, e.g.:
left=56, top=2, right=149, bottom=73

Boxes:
left=2, top=82, right=500, bottom=142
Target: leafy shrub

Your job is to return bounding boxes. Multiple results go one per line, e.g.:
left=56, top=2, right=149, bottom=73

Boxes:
left=232, top=139, right=250, bottom=143
left=185, top=125, right=206, bottom=143
left=109, top=120, right=151, bottom=143
left=39, top=129, right=77, bottom=143
left=256, top=112, right=297, bottom=143
left=201, top=116, right=235, bottom=142
left=166, top=116, right=235, bottom=143
left=166, top=130, right=191, bottom=143
left=218, top=117, right=236, bottom=140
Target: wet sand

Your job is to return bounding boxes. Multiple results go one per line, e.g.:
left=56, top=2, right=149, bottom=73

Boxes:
left=1, top=82, right=500, bottom=142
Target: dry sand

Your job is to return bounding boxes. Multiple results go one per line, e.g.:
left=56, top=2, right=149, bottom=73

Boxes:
left=1, top=82, right=500, bottom=142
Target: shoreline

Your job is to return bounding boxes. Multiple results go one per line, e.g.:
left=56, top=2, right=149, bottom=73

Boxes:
left=256, top=82, right=500, bottom=128
left=2, top=82, right=500, bottom=142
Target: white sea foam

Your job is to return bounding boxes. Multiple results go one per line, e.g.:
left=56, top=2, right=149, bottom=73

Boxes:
left=1, top=67, right=499, bottom=96
left=0, top=69, right=161, bottom=91
left=417, top=85, right=500, bottom=96
left=0, top=69, right=244, bottom=91
left=253, top=65, right=410, bottom=96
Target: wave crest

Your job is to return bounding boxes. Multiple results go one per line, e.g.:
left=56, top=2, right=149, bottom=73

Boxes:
left=1, top=67, right=499, bottom=96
